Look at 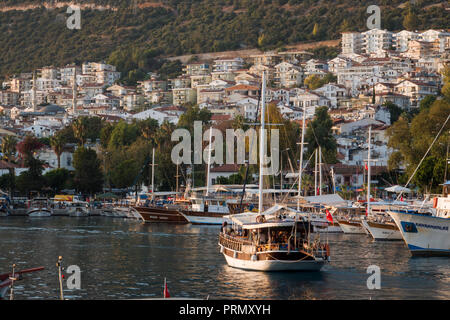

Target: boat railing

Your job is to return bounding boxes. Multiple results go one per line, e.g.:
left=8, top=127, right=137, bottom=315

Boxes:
left=219, top=233, right=252, bottom=251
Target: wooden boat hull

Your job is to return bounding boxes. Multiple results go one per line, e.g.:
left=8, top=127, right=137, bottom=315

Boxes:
left=337, top=220, right=366, bottom=234
left=133, top=206, right=188, bottom=223
left=361, top=219, right=402, bottom=240
left=220, top=245, right=325, bottom=271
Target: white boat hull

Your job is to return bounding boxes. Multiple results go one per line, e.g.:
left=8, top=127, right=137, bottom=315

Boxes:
left=337, top=221, right=366, bottom=234
left=388, top=210, right=450, bottom=256
left=222, top=252, right=325, bottom=271
left=28, top=209, right=52, bottom=217
left=361, top=219, right=403, bottom=240
left=180, top=212, right=223, bottom=225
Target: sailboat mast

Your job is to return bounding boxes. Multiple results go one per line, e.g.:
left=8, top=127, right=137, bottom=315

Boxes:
left=319, top=146, right=322, bottom=196
left=314, top=149, right=318, bottom=196
left=297, top=104, right=306, bottom=210
left=151, top=147, right=155, bottom=196
left=206, top=127, right=212, bottom=197
left=258, top=71, right=267, bottom=215
left=367, top=126, right=372, bottom=216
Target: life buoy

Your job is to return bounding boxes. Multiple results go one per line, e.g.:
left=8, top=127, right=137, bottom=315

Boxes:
left=256, top=215, right=266, bottom=223
left=433, top=197, right=438, bottom=208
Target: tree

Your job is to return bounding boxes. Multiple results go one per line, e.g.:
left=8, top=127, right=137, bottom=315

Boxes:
left=312, top=23, right=319, bottom=37
left=44, top=168, right=72, bottom=193
left=383, top=101, right=403, bottom=124
left=73, top=147, right=104, bottom=195
left=177, top=105, right=211, bottom=132
left=50, top=133, right=66, bottom=169
left=72, top=117, right=88, bottom=146
left=1, top=135, right=17, bottom=162
left=387, top=99, right=450, bottom=193
left=403, top=7, right=419, bottom=31
left=305, top=106, right=337, bottom=164
left=16, top=136, right=46, bottom=194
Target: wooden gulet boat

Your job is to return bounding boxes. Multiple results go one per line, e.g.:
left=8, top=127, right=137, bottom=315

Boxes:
left=218, top=71, right=330, bottom=272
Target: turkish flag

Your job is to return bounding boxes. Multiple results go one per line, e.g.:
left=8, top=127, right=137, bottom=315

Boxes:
left=164, top=282, right=170, bottom=298
left=326, top=209, right=333, bottom=223
left=365, top=163, right=368, bottom=170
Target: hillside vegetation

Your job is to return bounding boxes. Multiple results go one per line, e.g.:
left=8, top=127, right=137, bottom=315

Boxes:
left=0, top=0, right=448, bottom=78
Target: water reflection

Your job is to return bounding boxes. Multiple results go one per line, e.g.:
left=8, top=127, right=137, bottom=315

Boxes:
left=0, top=217, right=448, bottom=300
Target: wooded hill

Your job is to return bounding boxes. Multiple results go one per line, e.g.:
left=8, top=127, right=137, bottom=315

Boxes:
left=0, top=0, right=448, bottom=79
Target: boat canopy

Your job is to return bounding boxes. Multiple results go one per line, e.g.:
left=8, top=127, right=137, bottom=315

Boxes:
left=385, top=185, right=412, bottom=193
left=225, top=204, right=300, bottom=230
left=303, top=194, right=347, bottom=206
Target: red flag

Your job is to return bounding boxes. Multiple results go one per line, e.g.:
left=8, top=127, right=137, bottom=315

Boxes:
left=365, top=163, right=368, bottom=170
left=326, top=209, right=333, bottom=223
left=164, top=281, right=170, bottom=298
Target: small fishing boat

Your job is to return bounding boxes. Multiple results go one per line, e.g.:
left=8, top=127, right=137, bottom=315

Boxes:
left=180, top=197, right=231, bottom=225
left=27, top=198, right=52, bottom=217
left=68, top=202, right=90, bottom=217
left=337, top=217, right=366, bottom=234
left=361, top=218, right=403, bottom=240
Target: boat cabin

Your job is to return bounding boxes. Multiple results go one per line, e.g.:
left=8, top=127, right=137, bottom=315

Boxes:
left=190, top=197, right=229, bottom=214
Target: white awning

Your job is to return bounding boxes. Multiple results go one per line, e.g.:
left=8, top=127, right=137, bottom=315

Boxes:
left=385, top=185, right=411, bottom=193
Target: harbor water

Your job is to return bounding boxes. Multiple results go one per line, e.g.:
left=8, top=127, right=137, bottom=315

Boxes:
left=0, top=216, right=448, bottom=300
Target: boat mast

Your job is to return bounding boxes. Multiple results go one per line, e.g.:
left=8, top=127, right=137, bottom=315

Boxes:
left=206, top=127, right=212, bottom=197
left=367, top=126, right=372, bottom=217
left=297, top=104, right=306, bottom=210
left=314, top=149, right=318, bottom=196
left=319, top=146, right=322, bottom=196
left=258, top=71, right=267, bottom=215
left=151, top=147, right=155, bottom=198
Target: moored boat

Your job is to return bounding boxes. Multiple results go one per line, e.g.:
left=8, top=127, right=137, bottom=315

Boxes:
left=388, top=187, right=450, bottom=256
left=337, top=217, right=366, bottom=234
left=27, top=198, right=52, bottom=217
left=361, top=218, right=403, bottom=240
left=68, top=202, right=90, bottom=217
left=219, top=205, right=330, bottom=271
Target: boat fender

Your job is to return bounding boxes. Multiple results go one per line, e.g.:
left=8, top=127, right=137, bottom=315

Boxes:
left=325, top=244, right=330, bottom=257
left=233, top=251, right=237, bottom=258
left=433, top=197, right=438, bottom=208
left=220, top=246, right=224, bottom=253
left=251, top=254, right=257, bottom=261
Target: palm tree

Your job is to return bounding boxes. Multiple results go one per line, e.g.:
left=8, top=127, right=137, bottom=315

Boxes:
left=1, top=135, right=17, bottom=162
left=1, top=135, right=18, bottom=195
left=50, top=133, right=66, bottom=169
left=72, top=117, right=87, bottom=146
